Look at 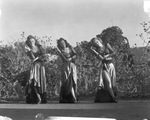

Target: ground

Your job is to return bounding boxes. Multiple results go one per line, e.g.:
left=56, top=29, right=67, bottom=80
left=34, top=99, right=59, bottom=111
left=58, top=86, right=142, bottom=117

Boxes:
left=0, top=99, right=150, bottom=120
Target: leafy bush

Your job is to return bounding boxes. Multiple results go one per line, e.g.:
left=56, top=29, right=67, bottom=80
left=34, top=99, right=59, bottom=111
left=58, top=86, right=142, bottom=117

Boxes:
left=0, top=25, right=150, bottom=101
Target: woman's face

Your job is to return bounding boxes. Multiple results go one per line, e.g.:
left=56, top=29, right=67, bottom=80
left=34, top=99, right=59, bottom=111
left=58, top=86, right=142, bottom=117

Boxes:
left=94, top=39, right=103, bottom=48
left=30, top=38, right=35, bottom=47
left=59, top=40, right=66, bottom=49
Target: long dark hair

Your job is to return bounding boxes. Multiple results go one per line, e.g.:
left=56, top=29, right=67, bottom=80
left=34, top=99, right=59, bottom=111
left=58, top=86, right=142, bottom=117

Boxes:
left=88, top=37, right=105, bottom=53
left=57, top=38, right=71, bottom=50
left=88, top=38, right=100, bottom=50
left=57, top=38, right=76, bottom=57
left=25, top=35, right=41, bottom=49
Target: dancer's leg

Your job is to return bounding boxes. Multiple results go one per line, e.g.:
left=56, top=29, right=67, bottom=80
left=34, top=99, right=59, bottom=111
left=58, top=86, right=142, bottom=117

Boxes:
left=34, top=87, right=41, bottom=104
left=103, top=70, right=115, bottom=99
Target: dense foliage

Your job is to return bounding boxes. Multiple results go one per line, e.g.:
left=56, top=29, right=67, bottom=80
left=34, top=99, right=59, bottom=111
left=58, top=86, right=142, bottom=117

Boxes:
left=0, top=25, right=150, bottom=101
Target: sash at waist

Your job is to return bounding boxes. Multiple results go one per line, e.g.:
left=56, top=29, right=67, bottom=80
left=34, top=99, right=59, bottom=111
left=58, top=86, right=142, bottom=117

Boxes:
left=102, top=59, right=113, bottom=64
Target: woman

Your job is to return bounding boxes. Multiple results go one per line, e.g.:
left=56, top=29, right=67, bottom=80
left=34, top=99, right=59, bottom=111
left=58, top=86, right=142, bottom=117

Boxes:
left=89, top=37, right=117, bottom=102
left=25, top=35, right=47, bottom=104
left=57, top=38, right=77, bottom=103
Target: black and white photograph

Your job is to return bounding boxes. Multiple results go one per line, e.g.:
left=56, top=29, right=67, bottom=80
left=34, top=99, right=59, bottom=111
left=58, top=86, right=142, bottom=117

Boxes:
left=0, top=0, right=150, bottom=120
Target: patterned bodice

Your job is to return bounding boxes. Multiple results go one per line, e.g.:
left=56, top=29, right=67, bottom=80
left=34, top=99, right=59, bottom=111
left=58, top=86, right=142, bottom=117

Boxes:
left=32, top=51, right=40, bottom=58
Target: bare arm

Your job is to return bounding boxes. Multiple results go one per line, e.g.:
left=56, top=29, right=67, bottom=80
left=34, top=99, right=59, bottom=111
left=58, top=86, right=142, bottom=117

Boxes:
left=25, top=45, right=35, bottom=61
left=104, top=43, right=115, bottom=59
left=90, top=47, right=104, bottom=60
left=56, top=47, right=69, bottom=62
left=67, top=46, right=77, bottom=62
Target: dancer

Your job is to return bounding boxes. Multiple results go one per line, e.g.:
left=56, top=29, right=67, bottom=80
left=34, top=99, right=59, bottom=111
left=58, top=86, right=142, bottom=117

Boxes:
left=89, top=37, right=117, bottom=102
left=25, top=35, right=47, bottom=104
left=57, top=38, right=77, bottom=103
